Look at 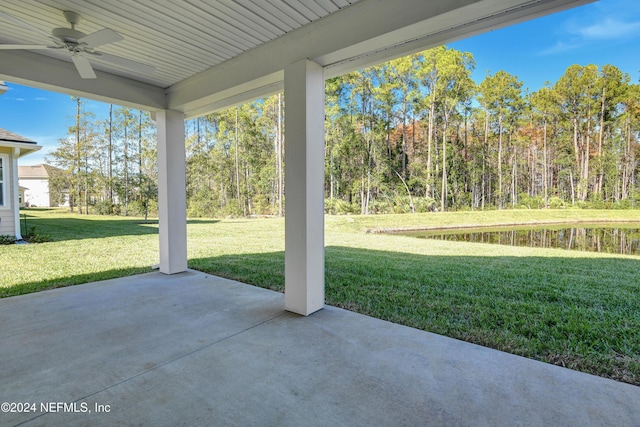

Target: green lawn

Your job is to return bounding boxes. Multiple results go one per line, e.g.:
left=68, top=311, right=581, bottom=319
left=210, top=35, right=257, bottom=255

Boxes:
left=3, top=208, right=640, bottom=385
left=0, top=210, right=159, bottom=296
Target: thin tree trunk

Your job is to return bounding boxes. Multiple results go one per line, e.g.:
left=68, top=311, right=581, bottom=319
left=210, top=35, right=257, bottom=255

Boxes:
left=426, top=100, right=435, bottom=198
left=138, top=111, right=143, bottom=187
left=481, top=112, right=488, bottom=210
left=597, top=84, right=606, bottom=195
left=234, top=108, right=241, bottom=214
left=583, top=112, right=591, bottom=201
left=277, top=93, right=283, bottom=217
left=622, top=113, right=632, bottom=199
left=511, top=132, right=517, bottom=207
left=395, top=170, right=415, bottom=213
left=108, top=104, right=113, bottom=204
left=75, top=97, right=81, bottom=214
left=245, top=163, right=251, bottom=216
left=570, top=170, right=576, bottom=205
left=401, top=92, right=407, bottom=176
left=497, top=114, right=503, bottom=209
left=543, top=119, right=548, bottom=206
left=440, top=121, right=447, bottom=213
left=124, top=122, right=129, bottom=216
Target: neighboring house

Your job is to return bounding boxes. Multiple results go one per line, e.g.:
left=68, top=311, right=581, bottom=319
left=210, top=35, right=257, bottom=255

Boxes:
left=18, top=185, right=27, bottom=208
left=18, top=164, right=62, bottom=208
left=0, top=128, right=41, bottom=239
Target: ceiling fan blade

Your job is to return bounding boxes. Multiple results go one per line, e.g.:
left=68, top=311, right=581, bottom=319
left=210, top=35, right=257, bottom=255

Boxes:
left=0, top=44, right=50, bottom=49
left=78, top=28, right=123, bottom=48
left=0, top=11, right=54, bottom=40
left=92, top=52, right=156, bottom=74
left=71, top=54, right=97, bottom=79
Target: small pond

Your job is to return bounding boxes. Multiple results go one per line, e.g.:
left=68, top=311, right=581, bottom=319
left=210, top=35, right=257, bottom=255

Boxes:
left=392, top=223, right=640, bottom=255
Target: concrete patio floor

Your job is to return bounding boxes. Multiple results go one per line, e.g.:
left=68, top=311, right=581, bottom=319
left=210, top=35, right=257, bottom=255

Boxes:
left=1, top=271, right=638, bottom=426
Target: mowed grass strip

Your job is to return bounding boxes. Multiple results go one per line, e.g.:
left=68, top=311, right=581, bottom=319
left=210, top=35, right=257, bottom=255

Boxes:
left=0, top=209, right=159, bottom=296
left=3, top=208, right=640, bottom=385
left=190, top=210, right=640, bottom=385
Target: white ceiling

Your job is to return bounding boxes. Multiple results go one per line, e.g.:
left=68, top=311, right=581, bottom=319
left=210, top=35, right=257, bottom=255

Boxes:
left=0, top=0, right=594, bottom=118
left=0, top=0, right=359, bottom=88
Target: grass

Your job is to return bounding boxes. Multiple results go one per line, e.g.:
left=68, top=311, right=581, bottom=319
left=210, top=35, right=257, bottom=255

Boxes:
left=3, top=208, right=640, bottom=385
left=0, top=209, right=159, bottom=296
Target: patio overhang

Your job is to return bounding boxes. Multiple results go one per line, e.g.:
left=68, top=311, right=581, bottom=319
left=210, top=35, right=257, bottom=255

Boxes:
left=0, top=0, right=593, bottom=116
left=0, top=0, right=594, bottom=315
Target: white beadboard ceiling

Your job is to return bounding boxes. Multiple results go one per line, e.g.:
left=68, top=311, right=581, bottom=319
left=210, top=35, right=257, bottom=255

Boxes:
left=0, top=0, right=357, bottom=87
left=0, top=0, right=594, bottom=117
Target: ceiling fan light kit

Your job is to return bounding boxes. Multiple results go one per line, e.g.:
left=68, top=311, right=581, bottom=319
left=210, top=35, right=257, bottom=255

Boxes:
left=0, top=9, right=154, bottom=79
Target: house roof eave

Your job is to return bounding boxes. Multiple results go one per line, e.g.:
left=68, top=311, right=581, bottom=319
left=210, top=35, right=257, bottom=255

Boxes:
left=0, top=140, right=42, bottom=157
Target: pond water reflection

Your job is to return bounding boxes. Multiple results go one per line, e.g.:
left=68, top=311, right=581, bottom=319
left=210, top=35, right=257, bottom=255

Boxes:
left=394, top=224, right=640, bottom=255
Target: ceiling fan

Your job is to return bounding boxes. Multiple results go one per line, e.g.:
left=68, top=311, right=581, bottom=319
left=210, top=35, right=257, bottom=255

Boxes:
left=0, top=10, right=155, bottom=79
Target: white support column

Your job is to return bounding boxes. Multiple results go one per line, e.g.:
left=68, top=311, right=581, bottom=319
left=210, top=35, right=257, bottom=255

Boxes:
left=156, top=109, right=188, bottom=274
left=284, top=59, right=325, bottom=316
left=12, top=148, right=22, bottom=240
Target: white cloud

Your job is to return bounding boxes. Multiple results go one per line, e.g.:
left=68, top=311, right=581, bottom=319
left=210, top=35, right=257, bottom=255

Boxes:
left=573, top=17, right=640, bottom=40
left=540, top=0, right=640, bottom=55
left=540, top=40, right=583, bottom=55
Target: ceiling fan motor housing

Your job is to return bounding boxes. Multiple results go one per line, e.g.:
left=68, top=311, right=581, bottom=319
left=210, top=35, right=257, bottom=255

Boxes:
left=63, top=10, right=81, bottom=27
left=52, top=27, right=86, bottom=44
left=52, top=10, right=86, bottom=49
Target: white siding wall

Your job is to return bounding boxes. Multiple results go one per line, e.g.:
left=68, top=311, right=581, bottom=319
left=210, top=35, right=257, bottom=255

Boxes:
left=19, top=178, right=50, bottom=207
left=0, top=151, right=15, bottom=237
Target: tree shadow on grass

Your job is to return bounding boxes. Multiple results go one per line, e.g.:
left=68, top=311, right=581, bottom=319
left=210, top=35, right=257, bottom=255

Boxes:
left=21, top=215, right=219, bottom=242
left=189, top=246, right=640, bottom=385
left=21, top=216, right=159, bottom=241
left=187, top=219, right=221, bottom=225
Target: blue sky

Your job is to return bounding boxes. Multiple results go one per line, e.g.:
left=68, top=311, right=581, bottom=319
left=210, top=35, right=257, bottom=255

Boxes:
left=1, top=0, right=639, bottom=166
left=450, top=0, right=640, bottom=90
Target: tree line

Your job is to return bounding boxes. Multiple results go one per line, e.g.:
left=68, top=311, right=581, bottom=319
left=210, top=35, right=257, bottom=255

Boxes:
left=324, top=47, right=640, bottom=214
left=47, top=45, right=640, bottom=217
left=48, top=97, right=157, bottom=218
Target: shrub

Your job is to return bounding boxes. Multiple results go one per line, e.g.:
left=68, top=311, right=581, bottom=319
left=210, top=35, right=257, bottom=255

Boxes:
left=222, top=199, right=244, bottom=217
left=548, top=196, right=565, bottom=209
left=324, top=198, right=337, bottom=215
left=517, top=193, right=544, bottom=209
left=0, top=235, right=16, bottom=245
left=23, top=227, right=52, bottom=243
left=413, top=197, right=437, bottom=213
left=187, top=197, right=218, bottom=218
left=325, top=199, right=359, bottom=215
left=453, top=193, right=473, bottom=211
left=617, top=199, right=634, bottom=209
left=368, top=198, right=393, bottom=214
left=339, top=199, right=360, bottom=215
left=252, top=194, right=275, bottom=215
left=575, top=200, right=588, bottom=209
left=93, top=200, right=119, bottom=215
left=129, top=199, right=158, bottom=218
left=27, top=233, right=52, bottom=243
left=392, top=195, right=413, bottom=213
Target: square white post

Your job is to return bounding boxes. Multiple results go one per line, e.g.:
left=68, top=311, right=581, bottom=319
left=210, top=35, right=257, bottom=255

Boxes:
left=284, top=59, right=325, bottom=316
left=156, top=109, right=188, bottom=274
